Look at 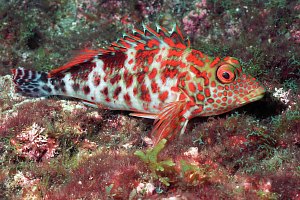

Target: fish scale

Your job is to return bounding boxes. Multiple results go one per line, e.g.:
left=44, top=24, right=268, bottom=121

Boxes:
left=12, top=24, right=266, bottom=144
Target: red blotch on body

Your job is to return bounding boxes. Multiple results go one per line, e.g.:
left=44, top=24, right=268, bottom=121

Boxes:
left=135, top=43, right=145, bottom=51
left=180, top=80, right=185, bottom=87
left=124, top=93, right=131, bottom=106
left=151, top=81, right=159, bottom=93
left=178, top=72, right=187, bottom=79
left=144, top=66, right=149, bottom=73
left=113, top=87, right=122, bottom=99
left=179, top=93, right=186, bottom=101
left=128, top=59, right=133, bottom=64
left=94, top=75, right=101, bottom=86
left=189, top=66, right=209, bottom=85
left=83, top=86, right=90, bottom=95
left=102, top=87, right=108, bottom=96
left=156, top=55, right=162, bottom=62
left=164, top=37, right=175, bottom=46
left=159, top=91, right=168, bottom=102
left=161, top=60, right=185, bottom=68
left=149, top=68, right=157, bottom=79
left=168, top=49, right=184, bottom=57
left=186, top=51, right=205, bottom=67
left=124, top=71, right=133, bottom=88
left=137, top=73, right=145, bottom=83
left=133, top=88, right=138, bottom=95
left=161, top=75, right=166, bottom=84
left=163, top=68, right=178, bottom=78
left=141, top=84, right=151, bottom=102
left=147, top=39, right=160, bottom=48
left=110, top=74, right=121, bottom=85
left=171, top=86, right=179, bottom=92
left=102, top=51, right=127, bottom=71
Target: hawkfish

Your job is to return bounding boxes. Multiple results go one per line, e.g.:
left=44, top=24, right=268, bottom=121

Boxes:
left=12, top=24, right=265, bottom=144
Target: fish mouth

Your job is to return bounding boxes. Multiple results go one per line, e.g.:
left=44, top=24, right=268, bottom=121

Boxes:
left=239, top=86, right=266, bottom=105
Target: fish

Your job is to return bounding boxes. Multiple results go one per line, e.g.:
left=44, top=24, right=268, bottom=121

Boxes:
left=11, top=24, right=266, bottom=144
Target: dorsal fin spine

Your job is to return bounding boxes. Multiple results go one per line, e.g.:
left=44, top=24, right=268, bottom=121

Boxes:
left=145, top=25, right=161, bottom=39
left=175, top=25, right=184, bottom=40
left=126, top=34, right=143, bottom=43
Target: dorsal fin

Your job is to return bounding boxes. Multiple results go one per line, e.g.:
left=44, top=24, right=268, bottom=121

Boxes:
left=48, top=49, right=101, bottom=77
left=48, top=24, right=187, bottom=77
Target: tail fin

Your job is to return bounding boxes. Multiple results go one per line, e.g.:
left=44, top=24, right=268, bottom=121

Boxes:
left=11, top=67, right=53, bottom=97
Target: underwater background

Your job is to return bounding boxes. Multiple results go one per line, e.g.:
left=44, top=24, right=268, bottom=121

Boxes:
left=0, top=0, right=299, bottom=199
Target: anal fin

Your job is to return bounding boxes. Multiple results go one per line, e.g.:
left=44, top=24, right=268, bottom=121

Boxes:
left=129, top=112, right=157, bottom=119
left=81, top=99, right=109, bottom=110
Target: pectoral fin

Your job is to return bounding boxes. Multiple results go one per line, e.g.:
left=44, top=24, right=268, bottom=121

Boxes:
left=151, top=101, right=189, bottom=145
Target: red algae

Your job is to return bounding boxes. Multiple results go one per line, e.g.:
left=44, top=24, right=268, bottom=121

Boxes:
left=0, top=100, right=61, bottom=137
left=45, top=151, right=144, bottom=200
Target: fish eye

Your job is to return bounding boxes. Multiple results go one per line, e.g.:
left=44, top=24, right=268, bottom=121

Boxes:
left=217, top=64, right=235, bottom=84
left=222, top=72, right=230, bottom=79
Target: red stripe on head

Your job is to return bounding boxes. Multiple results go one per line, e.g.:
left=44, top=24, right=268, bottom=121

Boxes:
left=210, top=57, right=220, bottom=68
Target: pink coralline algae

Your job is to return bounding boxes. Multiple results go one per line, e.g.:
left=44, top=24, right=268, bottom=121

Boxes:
left=290, top=30, right=300, bottom=43
left=182, top=0, right=209, bottom=36
left=137, top=1, right=162, bottom=19
left=10, top=123, right=58, bottom=161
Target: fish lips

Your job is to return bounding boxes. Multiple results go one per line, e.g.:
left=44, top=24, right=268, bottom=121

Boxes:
left=238, top=85, right=266, bottom=105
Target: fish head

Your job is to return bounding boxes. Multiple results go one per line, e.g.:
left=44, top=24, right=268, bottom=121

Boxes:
left=201, top=57, right=266, bottom=116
